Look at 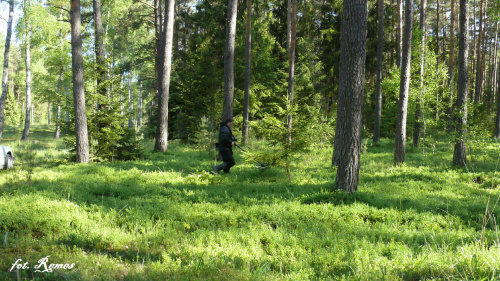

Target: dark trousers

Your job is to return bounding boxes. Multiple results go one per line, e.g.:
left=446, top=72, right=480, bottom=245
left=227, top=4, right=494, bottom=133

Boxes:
left=219, top=150, right=235, bottom=173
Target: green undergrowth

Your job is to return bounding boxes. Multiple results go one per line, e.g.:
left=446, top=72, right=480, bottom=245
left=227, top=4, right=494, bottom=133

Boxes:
left=1, top=125, right=500, bottom=280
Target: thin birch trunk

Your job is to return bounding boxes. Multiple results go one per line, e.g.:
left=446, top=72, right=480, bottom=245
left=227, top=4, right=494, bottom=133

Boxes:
left=0, top=0, right=14, bottom=141
left=22, top=0, right=32, bottom=141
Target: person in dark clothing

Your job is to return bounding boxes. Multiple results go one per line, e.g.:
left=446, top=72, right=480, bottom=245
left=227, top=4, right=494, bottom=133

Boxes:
left=213, top=118, right=236, bottom=174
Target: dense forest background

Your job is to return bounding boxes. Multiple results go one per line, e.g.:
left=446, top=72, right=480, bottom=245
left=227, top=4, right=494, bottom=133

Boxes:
left=0, top=0, right=499, bottom=185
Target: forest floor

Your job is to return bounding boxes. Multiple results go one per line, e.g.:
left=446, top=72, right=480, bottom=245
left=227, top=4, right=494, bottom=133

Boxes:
left=1, top=125, right=500, bottom=280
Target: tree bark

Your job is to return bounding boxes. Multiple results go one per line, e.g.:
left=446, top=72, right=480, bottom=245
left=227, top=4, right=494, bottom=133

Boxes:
left=397, top=0, right=403, bottom=68
left=447, top=0, right=456, bottom=131
left=474, top=0, right=485, bottom=103
left=154, top=0, right=175, bottom=152
left=287, top=0, right=297, bottom=145
left=496, top=55, right=500, bottom=138
left=486, top=20, right=498, bottom=113
left=120, top=73, right=124, bottom=115
left=0, top=0, right=14, bottom=141
left=453, top=0, right=469, bottom=166
left=70, top=0, right=90, bottom=163
left=495, top=19, right=500, bottom=138
left=242, top=0, right=252, bottom=145
left=222, top=0, right=238, bottom=121
left=65, top=86, right=69, bottom=133
left=333, top=0, right=368, bottom=193
left=436, top=0, right=440, bottom=69
left=22, top=0, right=32, bottom=141
left=413, top=0, right=427, bottom=147
left=55, top=98, right=61, bottom=139
left=287, top=0, right=291, bottom=53
left=94, top=0, right=106, bottom=109
left=138, top=75, right=143, bottom=128
left=394, top=0, right=414, bottom=165
left=154, top=0, right=162, bottom=117
left=492, top=20, right=499, bottom=113
left=373, top=0, right=384, bottom=143
left=128, top=70, right=134, bottom=128
left=55, top=8, right=64, bottom=140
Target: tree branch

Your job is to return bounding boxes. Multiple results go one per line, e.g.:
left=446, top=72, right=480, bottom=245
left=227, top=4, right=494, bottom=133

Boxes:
left=45, top=4, right=70, bottom=13
left=135, top=0, right=155, bottom=9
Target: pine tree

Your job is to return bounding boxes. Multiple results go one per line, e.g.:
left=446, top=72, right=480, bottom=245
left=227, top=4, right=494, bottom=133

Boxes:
left=333, top=0, right=368, bottom=193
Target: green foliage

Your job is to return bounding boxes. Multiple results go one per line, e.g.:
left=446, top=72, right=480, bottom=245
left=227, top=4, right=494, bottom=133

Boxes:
left=193, top=115, right=217, bottom=152
left=4, top=87, right=22, bottom=126
left=379, top=27, right=450, bottom=140
left=251, top=95, right=312, bottom=178
left=63, top=99, right=144, bottom=162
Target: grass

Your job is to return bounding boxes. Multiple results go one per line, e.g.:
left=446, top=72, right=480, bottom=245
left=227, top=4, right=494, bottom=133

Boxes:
left=1, top=125, right=500, bottom=280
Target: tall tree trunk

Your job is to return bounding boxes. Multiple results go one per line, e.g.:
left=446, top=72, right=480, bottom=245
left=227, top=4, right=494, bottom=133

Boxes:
left=65, top=86, right=69, bottom=133
left=154, top=0, right=162, bottom=117
left=138, top=75, right=143, bottom=128
left=94, top=0, right=106, bottom=110
left=397, top=0, right=403, bottom=68
left=447, top=0, right=456, bottom=131
left=0, top=0, right=14, bottom=141
left=474, top=0, right=485, bottom=103
left=55, top=98, right=61, bottom=139
left=492, top=20, right=499, bottom=112
left=394, top=0, right=414, bottom=165
left=442, top=3, right=446, bottom=64
left=154, top=0, right=175, bottom=152
left=333, top=0, right=368, bottom=193
left=413, top=0, right=427, bottom=147
left=486, top=22, right=497, bottom=113
left=373, top=0, right=384, bottom=143
left=222, top=0, right=238, bottom=121
left=55, top=65, right=63, bottom=139
left=22, top=0, right=32, bottom=141
left=47, top=102, right=51, bottom=125
left=287, top=0, right=297, bottom=146
left=128, top=70, right=134, bottom=128
left=287, top=0, right=291, bottom=53
left=120, top=73, right=124, bottom=116
left=478, top=13, right=487, bottom=104
left=436, top=0, right=440, bottom=69
left=55, top=8, right=64, bottom=139
left=470, top=0, right=476, bottom=100
left=70, top=0, right=90, bottom=163
left=104, top=2, right=111, bottom=103
left=496, top=53, right=500, bottom=138
left=242, top=0, right=252, bottom=145
left=453, top=0, right=469, bottom=166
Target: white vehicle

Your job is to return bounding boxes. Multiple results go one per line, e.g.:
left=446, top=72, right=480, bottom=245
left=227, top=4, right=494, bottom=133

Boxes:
left=0, top=145, right=14, bottom=169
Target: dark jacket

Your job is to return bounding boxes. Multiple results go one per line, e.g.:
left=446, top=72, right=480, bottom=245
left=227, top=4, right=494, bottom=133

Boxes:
left=218, top=122, right=235, bottom=151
